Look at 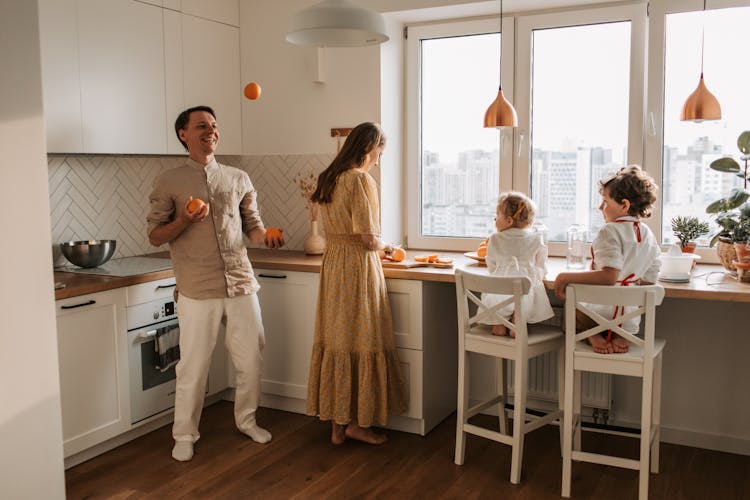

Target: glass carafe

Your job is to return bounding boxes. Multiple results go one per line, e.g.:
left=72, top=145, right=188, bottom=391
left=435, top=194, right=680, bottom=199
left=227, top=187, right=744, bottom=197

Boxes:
left=566, top=224, right=587, bottom=270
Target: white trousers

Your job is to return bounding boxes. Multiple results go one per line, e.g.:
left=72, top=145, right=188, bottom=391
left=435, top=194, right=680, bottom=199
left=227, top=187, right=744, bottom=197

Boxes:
left=172, top=293, right=265, bottom=443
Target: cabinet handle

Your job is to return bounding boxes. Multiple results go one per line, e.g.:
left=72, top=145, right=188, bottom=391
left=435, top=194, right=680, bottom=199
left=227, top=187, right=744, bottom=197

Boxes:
left=156, top=283, right=177, bottom=289
left=61, top=299, right=96, bottom=310
left=258, top=273, right=287, bottom=279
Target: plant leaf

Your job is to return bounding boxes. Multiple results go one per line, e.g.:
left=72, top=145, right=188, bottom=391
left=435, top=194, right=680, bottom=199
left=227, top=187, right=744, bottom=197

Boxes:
left=710, top=157, right=740, bottom=172
left=728, top=189, right=750, bottom=207
left=738, top=131, right=750, bottom=154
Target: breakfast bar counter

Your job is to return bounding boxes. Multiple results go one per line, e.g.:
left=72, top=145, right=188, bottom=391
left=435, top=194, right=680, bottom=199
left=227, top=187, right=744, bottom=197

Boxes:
left=54, top=248, right=750, bottom=302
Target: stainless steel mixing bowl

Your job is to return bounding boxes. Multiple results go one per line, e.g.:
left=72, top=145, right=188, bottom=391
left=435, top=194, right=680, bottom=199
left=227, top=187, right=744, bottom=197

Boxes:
left=60, top=240, right=117, bottom=268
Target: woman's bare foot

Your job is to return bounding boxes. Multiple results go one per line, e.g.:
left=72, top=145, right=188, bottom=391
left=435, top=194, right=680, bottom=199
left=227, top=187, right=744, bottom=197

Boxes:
left=492, top=324, right=508, bottom=336
left=587, top=334, right=613, bottom=354
left=611, top=334, right=630, bottom=353
left=345, top=425, right=387, bottom=445
left=331, top=423, right=346, bottom=445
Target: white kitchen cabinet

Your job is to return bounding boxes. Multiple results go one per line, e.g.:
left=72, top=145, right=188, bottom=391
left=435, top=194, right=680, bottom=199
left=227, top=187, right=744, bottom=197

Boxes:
left=38, top=0, right=83, bottom=153
left=230, top=269, right=319, bottom=413
left=385, top=279, right=458, bottom=436
left=38, top=0, right=241, bottom=154
left=164, top=12, right=242, bottom=154
left=77, top=0, right=167, bottom=153
left=56, top=288, right=129, bottom=458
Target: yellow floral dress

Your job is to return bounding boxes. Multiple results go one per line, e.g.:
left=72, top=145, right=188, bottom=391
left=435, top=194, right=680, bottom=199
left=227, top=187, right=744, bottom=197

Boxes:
left=306, top=169, right=408, bottom=427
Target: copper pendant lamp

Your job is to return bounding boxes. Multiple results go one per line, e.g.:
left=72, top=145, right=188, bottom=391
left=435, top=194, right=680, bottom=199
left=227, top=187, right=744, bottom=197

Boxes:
left=484, top=0, right=517, bottom=128
left=681, top=0, right=721, bottom=122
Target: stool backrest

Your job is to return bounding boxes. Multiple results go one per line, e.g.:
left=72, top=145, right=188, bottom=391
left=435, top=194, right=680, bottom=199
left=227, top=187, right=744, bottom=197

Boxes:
left=455, top=268, right=532, bottom=342
left=564, top=284, right=664, bottom=359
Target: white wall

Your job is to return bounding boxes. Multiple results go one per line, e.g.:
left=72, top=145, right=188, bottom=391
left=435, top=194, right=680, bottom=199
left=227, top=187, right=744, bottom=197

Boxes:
left=0, top=0, right=66, bottom=497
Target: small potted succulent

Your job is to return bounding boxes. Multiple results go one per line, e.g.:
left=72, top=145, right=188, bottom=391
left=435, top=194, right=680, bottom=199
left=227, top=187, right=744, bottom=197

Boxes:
left=706, top=130, right=750, bottom=270
left=670, top=216, right=710, bottom=253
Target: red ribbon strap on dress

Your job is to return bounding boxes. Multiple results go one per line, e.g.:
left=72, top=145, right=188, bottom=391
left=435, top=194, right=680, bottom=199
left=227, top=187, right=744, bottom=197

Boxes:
left=615, top=217, right=641, bottom=243
left=606, top=272, right=637, bottom=343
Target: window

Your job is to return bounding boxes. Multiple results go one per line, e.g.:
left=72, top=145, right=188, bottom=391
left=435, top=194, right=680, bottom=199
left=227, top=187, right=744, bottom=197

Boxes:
left=660, top=5, right=750, bottom=247
left=516, top=5, right=646, bottom=252
left=406, top=19, right=512, bottom=251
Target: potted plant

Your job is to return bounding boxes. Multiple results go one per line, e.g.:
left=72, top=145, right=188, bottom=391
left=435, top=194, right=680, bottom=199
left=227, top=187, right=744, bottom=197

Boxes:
left=670, top=216, right=710, bottom=253
left=706, top=130, right=750, bottom=270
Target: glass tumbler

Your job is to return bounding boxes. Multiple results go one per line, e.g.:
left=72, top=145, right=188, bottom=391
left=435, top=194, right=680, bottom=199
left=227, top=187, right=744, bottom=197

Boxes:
left=566, top=224, right=587, bottom=269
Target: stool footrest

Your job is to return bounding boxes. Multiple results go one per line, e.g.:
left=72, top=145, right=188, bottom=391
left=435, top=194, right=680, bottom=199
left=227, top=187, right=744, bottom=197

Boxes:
left=572, top=450, right=640, bottom=470
left=463, top=423, right=514, bottom=445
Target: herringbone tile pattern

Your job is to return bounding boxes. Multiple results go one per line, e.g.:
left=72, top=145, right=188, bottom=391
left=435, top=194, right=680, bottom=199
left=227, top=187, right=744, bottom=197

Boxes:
left=48, top=153, right=340, bottom=267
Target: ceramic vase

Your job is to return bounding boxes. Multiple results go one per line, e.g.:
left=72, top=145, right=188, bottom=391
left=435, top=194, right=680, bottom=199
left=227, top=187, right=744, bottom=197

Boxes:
left=304, top=220, right=326, bottom=255
left=680, top=241, right=697, bottom=253
left=734, top=242, right=750, bottom=263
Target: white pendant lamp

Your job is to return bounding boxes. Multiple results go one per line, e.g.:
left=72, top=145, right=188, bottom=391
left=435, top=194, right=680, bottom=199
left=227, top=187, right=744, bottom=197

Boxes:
left=286, top=0, right=389, bottom=47
left=484, top=0, right=517, bottom=128
left=681, top=0, right=721, bottom=122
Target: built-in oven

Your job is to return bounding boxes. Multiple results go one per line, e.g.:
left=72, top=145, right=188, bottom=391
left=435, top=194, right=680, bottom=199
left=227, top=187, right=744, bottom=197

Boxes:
left=127, top=296, right=181, bottom=424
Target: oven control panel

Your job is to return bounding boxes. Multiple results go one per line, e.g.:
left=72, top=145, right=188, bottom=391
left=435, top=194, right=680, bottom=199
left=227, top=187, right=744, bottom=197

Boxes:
left=127, top=299, right=178, bottom=331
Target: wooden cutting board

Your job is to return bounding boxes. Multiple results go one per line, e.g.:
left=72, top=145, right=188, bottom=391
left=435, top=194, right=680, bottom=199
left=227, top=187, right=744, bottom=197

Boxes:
left=381, top=259, right=453, bottom=269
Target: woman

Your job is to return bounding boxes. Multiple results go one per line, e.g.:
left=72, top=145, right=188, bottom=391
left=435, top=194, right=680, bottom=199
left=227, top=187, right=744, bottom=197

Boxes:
left=306, top=122, right=407, bottom=445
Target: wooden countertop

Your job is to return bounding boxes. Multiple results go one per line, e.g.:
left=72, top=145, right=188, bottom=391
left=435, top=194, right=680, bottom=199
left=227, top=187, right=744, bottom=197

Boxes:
left=54, top=249, right=750, bottom=302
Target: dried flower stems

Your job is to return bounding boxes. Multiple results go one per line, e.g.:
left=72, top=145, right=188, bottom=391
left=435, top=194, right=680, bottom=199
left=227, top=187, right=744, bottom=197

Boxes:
left=294, top=170, right=319, bottom=221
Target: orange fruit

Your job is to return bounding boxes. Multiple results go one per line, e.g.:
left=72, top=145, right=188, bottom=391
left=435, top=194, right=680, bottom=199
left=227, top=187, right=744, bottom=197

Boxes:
left=265, top=227, right=283, bottom=240
left=390, top=247, right=406, bottom=262
left=187, top=198, right=205, bottom=214
left=243, top=82, right=262, bottom=100
left=414, top=255, right=430, bottom=263
left=427, top=254, right=439, bottom=263
left=477, top=246, right=487, bottom=258
left=436, top=257, right=453, bottom=264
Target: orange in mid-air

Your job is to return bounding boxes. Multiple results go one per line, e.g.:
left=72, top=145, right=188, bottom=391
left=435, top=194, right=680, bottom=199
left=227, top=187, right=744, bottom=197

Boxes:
left=477, top=237, right=489, bottom=258
left=243, top=82, right=262, bottom=100
left=187, top=198, right=205, bottom=214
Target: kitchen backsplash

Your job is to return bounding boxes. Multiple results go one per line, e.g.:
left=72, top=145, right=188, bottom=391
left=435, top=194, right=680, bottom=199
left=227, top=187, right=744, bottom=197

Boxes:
left=46, top=153, right=373, bottom=267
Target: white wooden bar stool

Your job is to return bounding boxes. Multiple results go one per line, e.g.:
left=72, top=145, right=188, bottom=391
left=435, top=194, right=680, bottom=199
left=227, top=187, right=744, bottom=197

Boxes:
left=561, top=284, right=665, bottom=500
left=454, top=268, right=564, bottom=484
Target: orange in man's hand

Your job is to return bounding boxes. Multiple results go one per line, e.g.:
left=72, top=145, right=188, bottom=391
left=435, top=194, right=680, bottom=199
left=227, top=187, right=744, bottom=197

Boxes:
left=266, top=227, right=283, bottom=240
left=244, top=82, right=262, bottom=100
left=187, top=198, right=205, bottom=214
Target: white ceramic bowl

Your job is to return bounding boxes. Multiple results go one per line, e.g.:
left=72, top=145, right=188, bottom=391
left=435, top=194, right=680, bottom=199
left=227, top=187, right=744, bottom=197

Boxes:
left=659, top=252, right=700, bottom=280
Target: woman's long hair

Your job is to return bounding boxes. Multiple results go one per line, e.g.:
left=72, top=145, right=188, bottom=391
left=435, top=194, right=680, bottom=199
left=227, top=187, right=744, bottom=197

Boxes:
left=311, top=122, right=385, bottom=204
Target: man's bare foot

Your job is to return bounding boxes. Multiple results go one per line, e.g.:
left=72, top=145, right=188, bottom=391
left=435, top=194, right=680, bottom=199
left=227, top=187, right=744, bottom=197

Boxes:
left=331, top=423, right=346, bottom=445
left=345, top=425, right=387, bottom=445
left=587, top=334, right=613, bottom=354
left=492, top=324, right=508, bottom=336
left=611, top=334, right=630, bottom=353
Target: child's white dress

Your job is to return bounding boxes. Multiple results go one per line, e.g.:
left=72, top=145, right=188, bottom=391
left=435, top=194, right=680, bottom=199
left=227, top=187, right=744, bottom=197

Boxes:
left=481, top=228, right=554, bottom=324
left=588, top=216, right=661, bottom=333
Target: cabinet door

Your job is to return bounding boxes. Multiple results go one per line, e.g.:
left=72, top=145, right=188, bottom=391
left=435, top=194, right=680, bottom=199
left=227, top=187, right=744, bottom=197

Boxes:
left=386, top=279, right=423, bottom=350
left=77, top=0, right=167, bottom=153
left=38, top=0, right=83, bottom=153
left=396, top=348, right=423, bottom=419
left=254, top=270, right=319, bottom=400
left=180, top=14, right=242, bottom=154
left=56, top=289, right=129, bottom=457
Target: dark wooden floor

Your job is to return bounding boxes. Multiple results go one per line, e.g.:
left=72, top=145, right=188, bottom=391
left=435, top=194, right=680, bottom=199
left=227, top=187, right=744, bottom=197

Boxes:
left=66, top=401, right=750, bottom=499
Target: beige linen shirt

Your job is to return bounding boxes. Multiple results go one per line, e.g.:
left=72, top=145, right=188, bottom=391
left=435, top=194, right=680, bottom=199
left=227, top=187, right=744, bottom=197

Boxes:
left=147, top=158, right=262, bottom=299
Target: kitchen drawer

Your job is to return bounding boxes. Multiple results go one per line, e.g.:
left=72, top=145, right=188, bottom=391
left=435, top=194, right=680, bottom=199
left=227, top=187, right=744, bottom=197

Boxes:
left=386, top=279, right=423, bottom=350
left=125, top=277, right=177, bottom=307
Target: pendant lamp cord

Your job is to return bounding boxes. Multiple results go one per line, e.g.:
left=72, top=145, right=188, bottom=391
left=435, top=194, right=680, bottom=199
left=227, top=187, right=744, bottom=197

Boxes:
left=498, top=0, right=503, bottom=87
left=700, top=0, right=706, bottom=77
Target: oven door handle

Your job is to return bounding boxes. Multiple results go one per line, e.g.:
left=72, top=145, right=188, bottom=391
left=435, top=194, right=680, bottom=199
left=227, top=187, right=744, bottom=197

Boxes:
left=135, top=329, right=158, bottom=342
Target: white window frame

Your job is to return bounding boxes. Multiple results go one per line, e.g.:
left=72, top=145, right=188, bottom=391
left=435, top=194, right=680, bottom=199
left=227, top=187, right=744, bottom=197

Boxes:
left=645, top=0, right=750, bottom=264
left=405, top=17, right=515, bottom=251
left=515, top=3, right=647, bottom=257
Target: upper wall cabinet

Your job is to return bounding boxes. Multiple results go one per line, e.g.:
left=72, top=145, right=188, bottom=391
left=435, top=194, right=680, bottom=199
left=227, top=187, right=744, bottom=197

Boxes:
left=77, top=0, right=167, bottom=154
left=164, top=9, right=241, bottom=154
left=39, top=0, right=240, bottom=155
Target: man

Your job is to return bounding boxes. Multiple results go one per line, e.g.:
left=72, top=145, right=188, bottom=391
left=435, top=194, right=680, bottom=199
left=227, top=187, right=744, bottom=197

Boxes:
left=148, top=105, right=284, bottom=461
